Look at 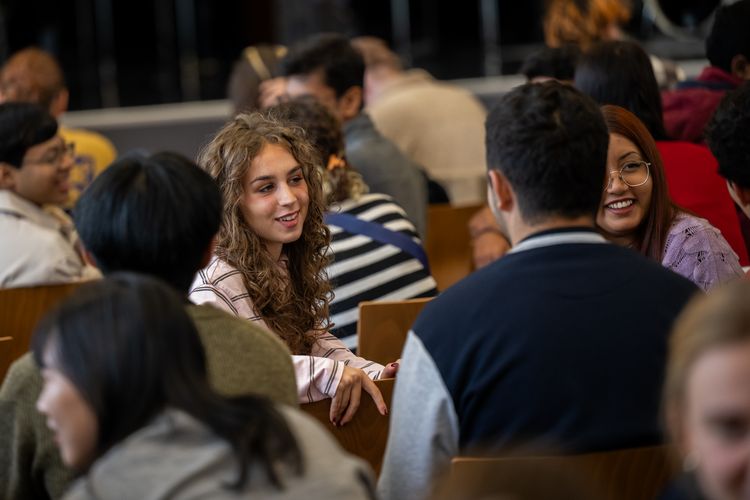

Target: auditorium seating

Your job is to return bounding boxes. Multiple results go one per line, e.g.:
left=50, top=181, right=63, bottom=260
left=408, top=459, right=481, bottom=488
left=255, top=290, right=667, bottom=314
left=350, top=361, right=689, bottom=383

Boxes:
left=425, top=203, right=483, bottom=290
left=357, top=297, right=432, bottom=364
left=439, top=445, right=678, bottom=500
left=300, top=378, right=394, bottom=476
left=0, top=283, right=80, bottom=382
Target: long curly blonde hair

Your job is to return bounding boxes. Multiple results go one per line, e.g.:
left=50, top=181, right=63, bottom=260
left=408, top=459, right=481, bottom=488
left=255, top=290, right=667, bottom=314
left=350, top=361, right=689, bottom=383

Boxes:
left=197, top=112, right=332, bottom=354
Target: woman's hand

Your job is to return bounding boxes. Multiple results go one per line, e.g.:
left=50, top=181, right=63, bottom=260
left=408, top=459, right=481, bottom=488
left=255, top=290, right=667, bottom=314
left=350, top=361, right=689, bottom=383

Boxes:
left=382, top=360, right=400, bottom=378
left=330, top=366, right=387, bottom=426
left=472, top=230, right=511, bottom=269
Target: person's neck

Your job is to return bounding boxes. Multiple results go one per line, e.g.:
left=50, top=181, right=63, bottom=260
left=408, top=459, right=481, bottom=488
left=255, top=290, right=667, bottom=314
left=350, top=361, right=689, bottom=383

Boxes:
left=267, top=241, right=283, bottom=262
left=509, top=215, right=595, bottom=246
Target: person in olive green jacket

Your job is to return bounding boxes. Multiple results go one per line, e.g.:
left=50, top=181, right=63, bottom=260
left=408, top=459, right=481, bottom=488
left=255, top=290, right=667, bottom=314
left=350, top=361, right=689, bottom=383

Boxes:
left=0, top=152, right=298, bottom=500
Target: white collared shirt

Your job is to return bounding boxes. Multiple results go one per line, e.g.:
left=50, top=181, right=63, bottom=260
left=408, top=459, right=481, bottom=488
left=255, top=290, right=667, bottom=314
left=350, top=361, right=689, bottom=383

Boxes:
left=0, top=190, right=100, bottom=288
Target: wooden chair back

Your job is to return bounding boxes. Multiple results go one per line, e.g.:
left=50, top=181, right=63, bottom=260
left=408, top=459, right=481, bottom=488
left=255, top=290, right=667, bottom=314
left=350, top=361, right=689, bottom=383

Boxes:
left=357, top=297, right=432, bottom=365
left=0, top=283, right=80, bottom=383
left=439, top=445, right=678, bottom=500
left=300, top=378, right=394, bottom=476
left=425, top=203, right=483, bottom=291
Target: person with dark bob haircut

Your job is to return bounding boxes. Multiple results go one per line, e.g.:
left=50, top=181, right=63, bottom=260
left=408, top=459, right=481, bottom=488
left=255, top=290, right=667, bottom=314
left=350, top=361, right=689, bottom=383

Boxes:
left=269, top=96, right=437, bottom=347
left=75, top=151, right=220, bottom=292
left=279, top=33, right=428, bottom=237
left=0, top=152, right=299, bottom=499
left=378, top=82, right=698, bottom=500
left=575, top=40, right=750, bottom=266
left=706, top=82, right=750, bottom=233
left=33, top=273, right=375, bottom=498
left=596, top=105, right=742, bottom=291
left=0, top=102, right=99, bottom=287
left=575, top=40, right=667, bottom=140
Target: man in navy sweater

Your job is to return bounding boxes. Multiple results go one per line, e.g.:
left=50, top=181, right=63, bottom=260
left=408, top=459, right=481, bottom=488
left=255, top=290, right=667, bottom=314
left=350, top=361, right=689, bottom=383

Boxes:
left=378, top=82, right=699, bottom=500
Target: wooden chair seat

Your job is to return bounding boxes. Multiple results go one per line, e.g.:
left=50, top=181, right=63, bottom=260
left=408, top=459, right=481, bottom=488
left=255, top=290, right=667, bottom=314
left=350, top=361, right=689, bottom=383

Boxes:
left=357, top=297, right=432, bottom=365
left=0, top=283, right=80, bottom=383
left=425, top=203, right=483, bottom=291
left=300, top=378, right=394, bottom=476
left=438, top=445, right=678, bottom=500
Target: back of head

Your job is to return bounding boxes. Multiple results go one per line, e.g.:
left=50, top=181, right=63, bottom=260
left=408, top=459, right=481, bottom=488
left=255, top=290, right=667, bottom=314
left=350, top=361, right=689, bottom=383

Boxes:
left=706, top=82, right=750, bottom=187
left=485, top=82, right=608, bottom=223
left=0, top=47, right=66, bottom=111
left=74, top=152, right=222, bottom=293
left=268, top=96, right=367, bottom=204
left=575, top=40, right=667, bottom=140
left=705, top=0, right=750, bottom=74
left=282, top=33, right=364, bottom=97
left=32, top=273, right=208, bottom=463
left=0, top=101, right=57, bottom=168
left=521, top=45, right=581, bottom=83
left=351, top=36, right=403, bottom=72
left=544, top=0, right=631, bottom=50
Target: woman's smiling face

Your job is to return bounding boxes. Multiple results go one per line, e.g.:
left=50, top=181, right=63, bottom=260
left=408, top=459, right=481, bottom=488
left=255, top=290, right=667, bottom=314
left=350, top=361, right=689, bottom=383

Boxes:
left=597, top=133, right=653, bottom=246
left=239, top=142, right=309, bottom=260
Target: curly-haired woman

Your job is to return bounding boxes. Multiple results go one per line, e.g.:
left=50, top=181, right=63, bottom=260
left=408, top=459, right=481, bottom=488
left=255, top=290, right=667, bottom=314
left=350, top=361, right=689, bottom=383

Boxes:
left=189, top=112, right=397, bottom=425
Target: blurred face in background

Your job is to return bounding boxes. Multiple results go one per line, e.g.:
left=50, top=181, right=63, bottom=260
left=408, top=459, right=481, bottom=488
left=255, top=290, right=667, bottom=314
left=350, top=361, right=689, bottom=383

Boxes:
left=682, top=340, right=750, bottom=500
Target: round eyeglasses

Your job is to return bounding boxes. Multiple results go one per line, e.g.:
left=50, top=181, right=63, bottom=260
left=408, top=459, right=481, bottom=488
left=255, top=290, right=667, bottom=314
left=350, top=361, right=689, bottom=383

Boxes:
left=22, top=142, right=76, bottom=167
left=604, top=160, right=651, bottom=191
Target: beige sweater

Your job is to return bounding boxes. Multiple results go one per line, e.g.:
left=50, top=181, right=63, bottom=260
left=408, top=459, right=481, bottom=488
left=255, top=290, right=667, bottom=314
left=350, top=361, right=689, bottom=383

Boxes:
left=0, top=303, right=298, bottom=499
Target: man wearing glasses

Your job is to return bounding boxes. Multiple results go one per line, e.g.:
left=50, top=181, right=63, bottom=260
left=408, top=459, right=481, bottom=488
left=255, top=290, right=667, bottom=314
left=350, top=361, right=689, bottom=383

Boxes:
left=0, top=102, right=99, bottom=287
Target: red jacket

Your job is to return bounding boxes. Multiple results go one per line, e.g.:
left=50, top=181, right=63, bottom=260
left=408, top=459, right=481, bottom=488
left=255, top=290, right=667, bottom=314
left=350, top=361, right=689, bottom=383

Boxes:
left=661, top=67, right=742, bottom=143
left=657, top=140, right=749, bottom=265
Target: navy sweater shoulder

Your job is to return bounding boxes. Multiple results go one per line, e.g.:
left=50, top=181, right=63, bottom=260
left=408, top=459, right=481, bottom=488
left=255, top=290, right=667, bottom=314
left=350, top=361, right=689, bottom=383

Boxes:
left=413, top=242, right=699, bottom=453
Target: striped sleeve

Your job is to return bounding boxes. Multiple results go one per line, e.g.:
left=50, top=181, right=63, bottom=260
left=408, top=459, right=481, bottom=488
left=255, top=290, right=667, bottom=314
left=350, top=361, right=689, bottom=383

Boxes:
left=311, top=332, right=386, bottom=380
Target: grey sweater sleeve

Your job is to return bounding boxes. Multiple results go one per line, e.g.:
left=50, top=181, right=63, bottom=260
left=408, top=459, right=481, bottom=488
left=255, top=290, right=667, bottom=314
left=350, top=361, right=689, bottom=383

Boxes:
left=377, top=331, right=459, bottom=500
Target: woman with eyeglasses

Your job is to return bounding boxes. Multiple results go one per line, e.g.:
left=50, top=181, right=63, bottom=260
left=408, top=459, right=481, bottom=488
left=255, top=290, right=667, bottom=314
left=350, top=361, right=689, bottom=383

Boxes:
left=597, top=105, right=742, bottom=291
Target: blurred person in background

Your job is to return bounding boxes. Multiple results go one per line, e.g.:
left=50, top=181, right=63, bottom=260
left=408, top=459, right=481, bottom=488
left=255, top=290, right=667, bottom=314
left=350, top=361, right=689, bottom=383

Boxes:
left=0, top=47, right=116, bottom=210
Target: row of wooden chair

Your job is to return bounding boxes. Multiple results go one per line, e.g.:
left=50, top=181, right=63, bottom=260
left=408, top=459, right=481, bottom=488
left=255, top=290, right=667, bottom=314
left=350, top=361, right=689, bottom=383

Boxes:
left=0, top=282, right=80, bottom=381
left=425, top=203, right=482, bottom=291
left=1, top=284, right=679, bottom=497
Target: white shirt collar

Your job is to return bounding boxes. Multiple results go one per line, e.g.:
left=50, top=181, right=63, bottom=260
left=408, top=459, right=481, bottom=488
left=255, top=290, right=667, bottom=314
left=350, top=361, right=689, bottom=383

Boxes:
left=508, top=229, right=608, bottom=255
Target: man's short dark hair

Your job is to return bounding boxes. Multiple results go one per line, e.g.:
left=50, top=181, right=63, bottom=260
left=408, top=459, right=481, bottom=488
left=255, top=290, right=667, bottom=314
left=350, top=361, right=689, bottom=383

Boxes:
left=520, top=45, right=579, bottom=82
left=706, top=81, right=750, bottom=188
left=282, top=33, right=364, bottom=98
left=706, top=0, right=750, bottom=74
left=0, top=102, right=57, bottom=168
left=74, top=152, right=222, bottom=293
left=485, top=82, right=608, bottom=223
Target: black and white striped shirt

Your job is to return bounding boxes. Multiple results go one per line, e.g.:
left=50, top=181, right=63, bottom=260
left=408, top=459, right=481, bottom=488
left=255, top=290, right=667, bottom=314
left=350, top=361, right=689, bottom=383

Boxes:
left=326, top=193, right=438, bottom=348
